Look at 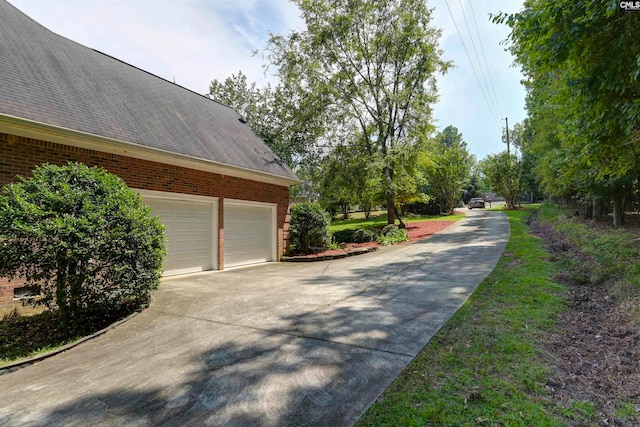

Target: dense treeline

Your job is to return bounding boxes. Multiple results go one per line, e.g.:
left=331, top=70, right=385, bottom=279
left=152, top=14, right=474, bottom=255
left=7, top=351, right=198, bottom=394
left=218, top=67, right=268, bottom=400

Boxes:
left=494, top=1, right=640, bottom=225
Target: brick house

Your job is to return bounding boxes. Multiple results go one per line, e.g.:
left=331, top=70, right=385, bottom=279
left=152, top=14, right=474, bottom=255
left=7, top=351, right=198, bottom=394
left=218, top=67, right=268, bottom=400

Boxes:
left=0, top=1, right=299, bottom=307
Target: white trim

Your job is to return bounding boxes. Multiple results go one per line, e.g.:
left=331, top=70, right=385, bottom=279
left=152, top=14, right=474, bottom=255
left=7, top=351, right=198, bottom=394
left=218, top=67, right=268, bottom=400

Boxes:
left=223, top=199, right=278, bottom=267
left=1, top=113, right=301, bottom=186
left=135, top=188, right=219, bottom=203
left=223, top=199, right=278, bottom=209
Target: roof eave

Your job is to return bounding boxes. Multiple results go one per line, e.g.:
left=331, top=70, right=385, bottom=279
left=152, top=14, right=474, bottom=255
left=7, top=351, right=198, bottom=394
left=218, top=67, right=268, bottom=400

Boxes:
left=0, top=114, right=301, bottom=187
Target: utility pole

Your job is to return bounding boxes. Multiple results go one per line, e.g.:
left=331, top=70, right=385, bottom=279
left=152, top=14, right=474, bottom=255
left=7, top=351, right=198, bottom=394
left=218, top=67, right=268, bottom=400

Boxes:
left=504, top=117, right=510, bottom=155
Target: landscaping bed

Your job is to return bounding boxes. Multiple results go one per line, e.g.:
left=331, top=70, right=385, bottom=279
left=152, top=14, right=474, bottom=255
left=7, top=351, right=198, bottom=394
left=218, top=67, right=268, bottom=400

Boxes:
left=284, top=220, right=456, bottom=261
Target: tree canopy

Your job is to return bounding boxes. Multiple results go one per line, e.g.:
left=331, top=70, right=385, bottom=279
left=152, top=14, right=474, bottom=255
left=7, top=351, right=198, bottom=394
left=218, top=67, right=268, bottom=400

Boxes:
left=209, top=71, right=326, bottom=168
left=266, top=0, right=450, bottom=224
left=494, top=1, right=640, bottom=224
left=421, top=125, right=473, bottom=214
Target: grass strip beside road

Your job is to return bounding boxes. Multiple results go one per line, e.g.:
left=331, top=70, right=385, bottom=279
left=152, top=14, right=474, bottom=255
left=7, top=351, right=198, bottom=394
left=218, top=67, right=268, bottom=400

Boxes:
left=358, top=206, right=572, bottom=426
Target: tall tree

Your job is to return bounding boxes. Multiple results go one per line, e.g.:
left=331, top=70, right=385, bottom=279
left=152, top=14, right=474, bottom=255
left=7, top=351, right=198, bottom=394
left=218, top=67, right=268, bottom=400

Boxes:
left=480, top=152, right=522, bottom=210
left=266, top=0, right=449, bottom=224
left=422, top=125, right=473, bottom=214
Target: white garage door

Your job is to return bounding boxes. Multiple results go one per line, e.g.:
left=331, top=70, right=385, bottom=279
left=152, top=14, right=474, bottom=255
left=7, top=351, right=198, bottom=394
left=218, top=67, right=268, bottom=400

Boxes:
left=145, top=198, right=216, bottom=276
left=224, top=203, right=274, bottom=268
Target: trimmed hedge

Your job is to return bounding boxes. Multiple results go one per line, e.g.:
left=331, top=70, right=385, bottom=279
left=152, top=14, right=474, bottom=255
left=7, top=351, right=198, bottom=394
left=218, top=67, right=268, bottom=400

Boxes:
left=0, top=162, right=166, bottom=328
left=289, top=203, right=331, bottom=253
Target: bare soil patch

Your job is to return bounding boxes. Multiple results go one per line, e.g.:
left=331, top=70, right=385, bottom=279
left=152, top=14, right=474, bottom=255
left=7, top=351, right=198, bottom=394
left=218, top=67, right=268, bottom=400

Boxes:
left=403, top=220, right=456, bottom=241
left=528, top=216, right=640, bottom=426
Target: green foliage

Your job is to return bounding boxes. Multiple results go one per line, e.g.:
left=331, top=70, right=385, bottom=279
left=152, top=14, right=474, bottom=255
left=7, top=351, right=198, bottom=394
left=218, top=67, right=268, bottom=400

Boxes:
left=319, top=143, right=382, bottom=220
left=480, top=152, right=522, bottom=209
left=353, top=228, right=378, bottom=243
left=493, top=2, right=640, bottom=222
left=538, top=203, right=640, bottom=299
left=404, top=200, right=441, bottom=216
left=331, top=228, right=356, bottom=244
left=377, top=224, right=408, bottom=246
left=0, top=163, right=166, bottom=327
left=266, top=0, right=450, bottom=224
left=289, top=203, right=331, bottom=253
left=209, top=71, right=326, bottom=168
left=331, top=227, right=379, bottom=244
left=421, top=125, right=473, bottom=214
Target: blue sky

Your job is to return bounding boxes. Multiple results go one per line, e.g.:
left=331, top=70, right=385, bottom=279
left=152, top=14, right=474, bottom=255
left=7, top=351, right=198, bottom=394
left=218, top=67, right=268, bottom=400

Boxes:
left=8, top=0, right=525, bottom=160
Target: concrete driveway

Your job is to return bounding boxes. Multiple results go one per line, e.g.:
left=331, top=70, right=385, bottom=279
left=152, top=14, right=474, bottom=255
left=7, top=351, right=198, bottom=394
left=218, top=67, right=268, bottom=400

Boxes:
left=0, top=209, right=509, bottom=426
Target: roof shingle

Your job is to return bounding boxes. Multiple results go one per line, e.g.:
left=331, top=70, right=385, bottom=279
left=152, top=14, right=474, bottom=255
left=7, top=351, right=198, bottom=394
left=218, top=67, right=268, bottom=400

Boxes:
left=0, top=0, right=298, bottom=182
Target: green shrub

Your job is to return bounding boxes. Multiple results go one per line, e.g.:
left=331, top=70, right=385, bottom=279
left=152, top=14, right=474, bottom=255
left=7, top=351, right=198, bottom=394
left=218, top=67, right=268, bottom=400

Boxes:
left=353, top=228, right=378, bottom=243
left=289, top=203, right=330, bottom=253
left=0, top=162, right=166, bottom=328
left=332, top=228, right=356, bottom=244
left=377, top=224, right=409, bottom=246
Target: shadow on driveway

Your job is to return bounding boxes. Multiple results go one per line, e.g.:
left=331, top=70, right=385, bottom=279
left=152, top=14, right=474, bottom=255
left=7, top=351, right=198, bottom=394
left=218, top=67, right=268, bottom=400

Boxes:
left=0, top=210, right=509, bottom=426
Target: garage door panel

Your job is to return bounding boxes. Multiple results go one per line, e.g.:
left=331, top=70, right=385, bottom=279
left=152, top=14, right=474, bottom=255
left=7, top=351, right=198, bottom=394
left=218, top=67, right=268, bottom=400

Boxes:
left=224, top=204, right=273, bottom=268
left=145, top=198, right=214, bottom=276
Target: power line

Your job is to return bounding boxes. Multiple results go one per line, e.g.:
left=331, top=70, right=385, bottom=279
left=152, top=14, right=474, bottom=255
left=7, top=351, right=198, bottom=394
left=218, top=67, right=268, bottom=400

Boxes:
left=468, top=0, right=504, bottom=118
left=457, top=0, right=502, bottom=121
left=443, top=0, right=501, bottom=129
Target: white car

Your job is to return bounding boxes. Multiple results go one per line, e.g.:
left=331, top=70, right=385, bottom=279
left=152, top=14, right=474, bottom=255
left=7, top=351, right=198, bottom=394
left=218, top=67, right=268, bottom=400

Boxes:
left=468, top=198, right=485, bottom=209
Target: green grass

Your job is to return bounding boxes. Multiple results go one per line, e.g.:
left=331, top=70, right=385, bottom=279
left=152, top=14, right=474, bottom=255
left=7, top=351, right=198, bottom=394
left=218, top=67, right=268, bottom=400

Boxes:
left=330, top=211, right=464, bottom=232
left=358, top=205, right=575, bottom=426
left=538, top=203, right=640, bottom=300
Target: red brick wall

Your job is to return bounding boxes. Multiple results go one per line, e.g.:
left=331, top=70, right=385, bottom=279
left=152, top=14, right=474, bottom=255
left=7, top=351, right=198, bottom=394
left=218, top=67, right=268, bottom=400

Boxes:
left=0, top=133, right=291, bottom=307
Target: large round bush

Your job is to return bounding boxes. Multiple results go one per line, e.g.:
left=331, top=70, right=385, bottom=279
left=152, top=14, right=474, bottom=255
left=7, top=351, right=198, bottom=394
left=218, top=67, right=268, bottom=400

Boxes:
left=0, top=162, right=166, bottom=326
left=289, top=203, right=330, bottom=254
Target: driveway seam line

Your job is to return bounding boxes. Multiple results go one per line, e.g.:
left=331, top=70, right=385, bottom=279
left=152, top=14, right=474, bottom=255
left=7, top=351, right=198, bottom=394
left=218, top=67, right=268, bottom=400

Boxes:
left=149, top=308, right=416, bottom=359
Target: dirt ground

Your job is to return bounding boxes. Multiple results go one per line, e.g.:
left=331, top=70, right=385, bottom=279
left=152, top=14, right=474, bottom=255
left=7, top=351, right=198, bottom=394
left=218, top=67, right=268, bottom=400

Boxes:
left=528, top=216, right=640, bottom=426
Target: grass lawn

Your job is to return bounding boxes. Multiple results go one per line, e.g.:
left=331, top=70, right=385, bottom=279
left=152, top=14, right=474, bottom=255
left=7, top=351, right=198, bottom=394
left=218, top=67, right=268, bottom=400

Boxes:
left=331, top=210, right=464, bottom=232
left=357, top=205, right=576, bottom=426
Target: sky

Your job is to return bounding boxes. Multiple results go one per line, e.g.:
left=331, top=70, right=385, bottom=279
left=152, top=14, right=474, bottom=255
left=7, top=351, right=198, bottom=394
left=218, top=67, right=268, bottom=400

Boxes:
left=8, top=0, right=526, bottom=160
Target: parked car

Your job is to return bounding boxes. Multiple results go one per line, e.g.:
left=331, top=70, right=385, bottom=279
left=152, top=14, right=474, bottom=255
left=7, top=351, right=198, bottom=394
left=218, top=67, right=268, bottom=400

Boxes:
left=468, top=198, right=485, bottom=209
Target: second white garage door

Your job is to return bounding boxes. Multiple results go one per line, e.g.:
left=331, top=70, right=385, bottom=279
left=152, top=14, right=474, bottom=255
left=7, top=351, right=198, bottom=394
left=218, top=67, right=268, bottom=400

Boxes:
left=224, top=202, right=275, bottom=268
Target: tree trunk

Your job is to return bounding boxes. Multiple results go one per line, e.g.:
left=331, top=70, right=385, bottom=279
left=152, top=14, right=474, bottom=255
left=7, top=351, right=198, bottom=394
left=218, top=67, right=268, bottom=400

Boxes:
left=387, top=192, right=395, bottom=225
left=341, top=204, right=349, bottom=220
left=394, top=203, right=406, bottom=229
left=384, top=165, right=395, bottom=225
left=593, top=196, right=602, bottom=221
left=612, top=195, right=622, bottom=227
left=363, top=204, right=371, bottom=220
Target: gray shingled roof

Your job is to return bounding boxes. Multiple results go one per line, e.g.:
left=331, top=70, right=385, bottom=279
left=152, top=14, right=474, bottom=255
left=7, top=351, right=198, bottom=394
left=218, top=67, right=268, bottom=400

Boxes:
left=0, top=0, right=298, bottom=182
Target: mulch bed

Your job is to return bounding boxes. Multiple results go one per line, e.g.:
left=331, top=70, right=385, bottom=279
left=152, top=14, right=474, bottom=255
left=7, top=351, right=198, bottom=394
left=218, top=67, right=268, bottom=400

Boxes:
left=283, top=220, right=456, bottom=261
left=527, top=216, right=640, bottom=426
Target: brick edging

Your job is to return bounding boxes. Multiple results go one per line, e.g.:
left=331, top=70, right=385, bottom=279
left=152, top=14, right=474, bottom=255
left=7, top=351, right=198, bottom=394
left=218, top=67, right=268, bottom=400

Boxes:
left=281, top=246, right=378, bottom=262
